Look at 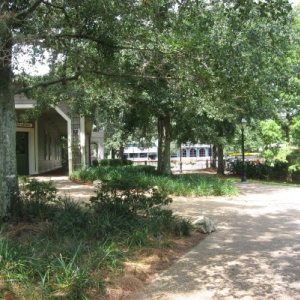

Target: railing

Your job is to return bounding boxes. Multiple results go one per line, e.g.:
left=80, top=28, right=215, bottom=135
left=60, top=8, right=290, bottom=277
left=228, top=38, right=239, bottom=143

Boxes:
left=130, top=159, right=220, bottom=171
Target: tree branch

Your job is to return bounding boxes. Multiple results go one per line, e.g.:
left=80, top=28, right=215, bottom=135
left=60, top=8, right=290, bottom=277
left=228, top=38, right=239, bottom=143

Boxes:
left=14, top=0, right=44, bottom=22
left=29, top=33, right=167, bottom=54
left=88, top=70, right=177, bottom=80
left=13, top=73, right=81, bottom=94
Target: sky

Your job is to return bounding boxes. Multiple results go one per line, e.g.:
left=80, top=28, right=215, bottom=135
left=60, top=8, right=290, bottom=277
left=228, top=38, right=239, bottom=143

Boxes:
left=291, top=0, right=300, bottom=6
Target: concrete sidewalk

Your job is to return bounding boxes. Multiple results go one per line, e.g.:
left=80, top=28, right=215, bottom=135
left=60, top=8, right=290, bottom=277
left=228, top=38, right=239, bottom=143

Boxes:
left=131, top=183, right=300, bottom=300
left=34, top=175, right=97, bottom=202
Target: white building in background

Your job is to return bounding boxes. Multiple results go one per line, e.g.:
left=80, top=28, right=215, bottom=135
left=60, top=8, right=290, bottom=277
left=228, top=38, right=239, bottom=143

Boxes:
left=123, top=142, right=212, bottom=161
left=123, top=142, right=158, bottom=160
left=173, top=143, right=212, bottom=158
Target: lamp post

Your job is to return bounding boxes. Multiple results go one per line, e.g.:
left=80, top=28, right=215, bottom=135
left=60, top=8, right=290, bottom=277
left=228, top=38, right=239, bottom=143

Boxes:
left=239, top=118, right=247, bottom=182
left=179, top=144, right=182, bottom=173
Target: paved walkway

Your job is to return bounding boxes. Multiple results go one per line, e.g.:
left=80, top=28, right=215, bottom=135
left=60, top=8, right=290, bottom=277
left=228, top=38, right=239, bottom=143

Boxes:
left=132, top=183, right=300, bottom=300
left=36, top=175, right=300, bottom=299
left=34, top=175, right=96, bottom=202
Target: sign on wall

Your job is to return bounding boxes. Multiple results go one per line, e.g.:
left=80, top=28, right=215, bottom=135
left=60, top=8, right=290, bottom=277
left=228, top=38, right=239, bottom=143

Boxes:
left=17, top=122, right=33, bottom=128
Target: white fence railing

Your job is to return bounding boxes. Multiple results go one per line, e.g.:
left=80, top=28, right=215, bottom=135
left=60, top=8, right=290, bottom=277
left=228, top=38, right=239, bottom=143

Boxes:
left=131, top=159, right=220, bottom=171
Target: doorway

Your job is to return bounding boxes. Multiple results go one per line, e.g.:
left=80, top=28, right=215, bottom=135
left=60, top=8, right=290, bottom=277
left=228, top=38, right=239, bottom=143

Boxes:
left=16, top=132, right=29, bottom=175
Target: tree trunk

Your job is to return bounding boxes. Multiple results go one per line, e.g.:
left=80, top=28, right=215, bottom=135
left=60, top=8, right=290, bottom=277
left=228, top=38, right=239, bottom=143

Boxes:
left=284, top=114, right=293, bottom=182
left=157, top=114, right=171, bottom=174
left=0, top=19, right=19, bottom=219
left=111, top=148, right=116, bottom=159
left=212, top=145, right=217, bottom=169
left=119, top=145, right=124, bottom=160
left=217, top=144, right=224, bottom=175
left=285, top=155, right=293, bottom=182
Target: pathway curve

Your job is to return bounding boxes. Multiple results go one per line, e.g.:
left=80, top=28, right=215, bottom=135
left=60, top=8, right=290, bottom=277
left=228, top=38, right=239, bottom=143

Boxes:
left=131, top=182, right=300, bottom=300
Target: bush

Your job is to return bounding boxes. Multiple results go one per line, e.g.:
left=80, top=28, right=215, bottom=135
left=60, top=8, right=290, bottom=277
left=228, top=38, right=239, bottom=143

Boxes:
left=134, top=165, right=157, bottom=174
left=98, top=159, right=133, bottom=166
left=90, top=176, right=172, bottom=216
left=9, top=177, right=194, bottom=299
left=230, top=160, right=297, bottom=181
left=19, top=177, right=57, bottom=220
left=70, top=166, right=238, bottom=196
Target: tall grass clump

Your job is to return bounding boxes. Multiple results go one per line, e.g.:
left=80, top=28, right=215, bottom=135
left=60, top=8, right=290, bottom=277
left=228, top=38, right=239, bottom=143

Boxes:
left=70, top=166, right=238, bottom=197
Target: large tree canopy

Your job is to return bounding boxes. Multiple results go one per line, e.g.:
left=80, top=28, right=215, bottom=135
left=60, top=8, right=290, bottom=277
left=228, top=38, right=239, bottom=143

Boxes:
left=1, top=0, right=178, bottom=218
left=0, top=0, right=296, bottom=217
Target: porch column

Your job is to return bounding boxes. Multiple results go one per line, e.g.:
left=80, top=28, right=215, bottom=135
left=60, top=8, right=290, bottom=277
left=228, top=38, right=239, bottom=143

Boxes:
left=80, top=116, right=86, bottom=168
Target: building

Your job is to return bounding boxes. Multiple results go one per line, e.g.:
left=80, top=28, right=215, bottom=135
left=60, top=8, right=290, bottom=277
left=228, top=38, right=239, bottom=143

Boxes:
left=123, top=142, right=212, bottom=161
left=123, top=142, right=158, bottom=160
left=15, top=94, right=104, bottom=175
left=173, top=143, right=212, bottom=158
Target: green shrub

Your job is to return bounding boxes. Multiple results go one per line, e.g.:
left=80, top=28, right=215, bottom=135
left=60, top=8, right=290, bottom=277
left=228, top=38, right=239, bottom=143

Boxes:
left=90, top=177, right=172, bottom=216
left=231, top=160, right=300, bottom=181
left=8, top=171, right=195, bottom=299
left=98, top=159, right=132, bottom=166
left=19, top=177, right=57, bottom=220
left=126, top=230, right=149, bottom=248
left=134, top=165, right=157, bottom=174
left=70, top=166, right=238, bottom=196
left=92, top=159, right=99, bottom=166
left=20, top=177, right=57, bottom=203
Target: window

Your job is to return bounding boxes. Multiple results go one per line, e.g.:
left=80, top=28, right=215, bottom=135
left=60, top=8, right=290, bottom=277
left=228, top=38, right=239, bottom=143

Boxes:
left=44, top=131, right=51, bottom=160
left=200, top=148, right=206, bottom=157
left=182, top=149, right=187, bottom=157
left=55, top=138, right=60, bottom=160
left=190, top=148, right=196, bottom=157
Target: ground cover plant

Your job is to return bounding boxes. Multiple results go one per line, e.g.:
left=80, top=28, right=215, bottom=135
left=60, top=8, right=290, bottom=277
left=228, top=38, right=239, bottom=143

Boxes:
left=0, top=176, right=195, bottom=299
left=70, top=165, right=238, bottom=197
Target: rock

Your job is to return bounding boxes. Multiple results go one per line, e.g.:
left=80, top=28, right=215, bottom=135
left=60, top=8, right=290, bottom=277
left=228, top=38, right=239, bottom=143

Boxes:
left=93, top=180, right=102, bottom=188
left=193, top=216, right=216, bottom=234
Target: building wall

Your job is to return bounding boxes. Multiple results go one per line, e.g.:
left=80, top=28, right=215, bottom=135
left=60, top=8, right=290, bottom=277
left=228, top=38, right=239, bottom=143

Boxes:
left=14, top=94, right=36, bottom=105
left=15, top=94, right=100, bottom=174
left=37, top=118, right=62, bottom=174
left=90, top=131, right=105, bottom=163
left=57, top=102, right=71, bottom=116
left=71, top=116, right=82, bottom=171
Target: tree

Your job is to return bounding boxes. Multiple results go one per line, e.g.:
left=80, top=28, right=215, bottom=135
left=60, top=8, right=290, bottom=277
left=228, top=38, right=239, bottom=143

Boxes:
left=0, top=0, right=179, bottom=217
left=171, top=0, right=294, bottom=173
left=0, top=0, right=295, bottom=218
left=108, top=0, right=294, bottom=175
left=256, top=5, right=300, bottom=181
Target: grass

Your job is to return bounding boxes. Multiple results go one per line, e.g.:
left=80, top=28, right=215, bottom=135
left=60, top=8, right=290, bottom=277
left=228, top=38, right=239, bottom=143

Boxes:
left=70, top=166, right=239, bottom=197
left=0, top=176, right=196, bottom=299
left=0, top=169, right=238, bottom=299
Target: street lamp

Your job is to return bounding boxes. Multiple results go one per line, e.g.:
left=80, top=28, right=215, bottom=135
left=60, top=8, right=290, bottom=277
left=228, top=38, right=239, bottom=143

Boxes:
left=179, top=144, right=182, bottom=173
left=239, top=118, right=247, bottom=182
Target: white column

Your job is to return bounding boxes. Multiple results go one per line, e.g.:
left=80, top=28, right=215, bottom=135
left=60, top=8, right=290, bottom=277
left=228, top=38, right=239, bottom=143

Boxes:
left=54, top=106, right=72, bottom=174
left=80, top=116, right=86, bottom=168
